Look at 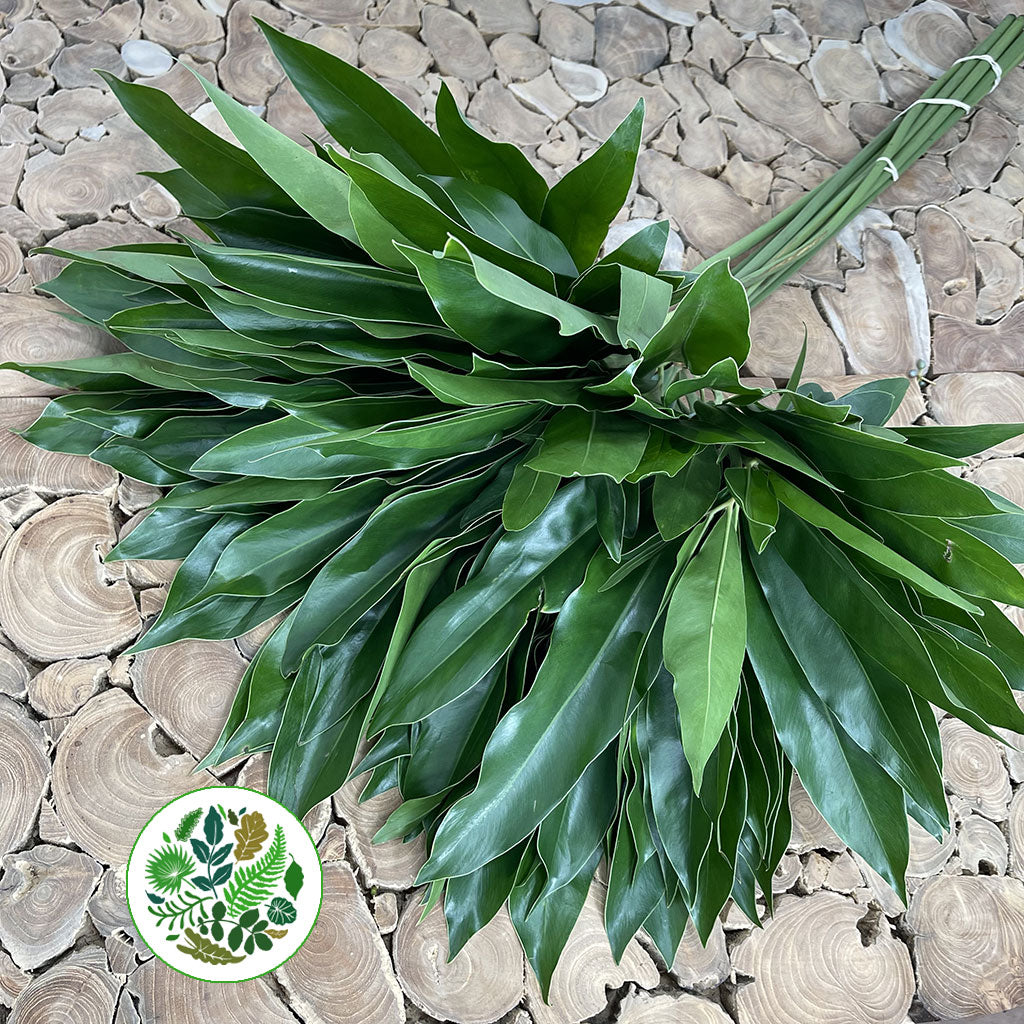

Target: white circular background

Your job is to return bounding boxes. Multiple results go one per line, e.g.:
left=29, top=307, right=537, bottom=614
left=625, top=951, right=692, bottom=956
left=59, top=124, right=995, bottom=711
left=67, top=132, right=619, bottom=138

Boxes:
left=126, top=785, right=323, bottom=982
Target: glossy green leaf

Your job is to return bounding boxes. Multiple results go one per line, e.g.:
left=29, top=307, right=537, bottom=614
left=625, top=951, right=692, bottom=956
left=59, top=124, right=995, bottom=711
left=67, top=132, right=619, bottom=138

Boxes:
left=527, top=409, right=650, bottom=483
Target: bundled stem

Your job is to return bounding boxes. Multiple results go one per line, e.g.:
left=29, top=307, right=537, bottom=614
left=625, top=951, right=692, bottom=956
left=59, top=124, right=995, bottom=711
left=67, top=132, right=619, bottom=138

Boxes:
left=699, top=14, right=1024, bottom=306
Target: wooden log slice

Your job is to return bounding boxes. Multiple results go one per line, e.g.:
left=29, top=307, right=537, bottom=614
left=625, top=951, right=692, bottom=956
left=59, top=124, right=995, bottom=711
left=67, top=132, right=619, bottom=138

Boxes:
left=747, top=285, right=845, bottom=378
left=618, top=991, right=733, bottom=1024
left=728, top=59, right=860, bottom=163
left=949, top=109, right=1016, bottom=190
left=0, top=844, right=102, bottom=969
left=52, top=688, right=217, bottom=864
left=907, top=874, right=1024, bottom=1018
left=975, top=242, right=1023, bottom=323
left=0, top=949, right=29, bottom=1010
left=915, top=205, right=976, bottom=321
left=0, top=494, right=141, bottom=661
left=0, top=695, right=49, bottom=858
left=87, top=865, right=141, bottom=944
left=128, top=954, right=295, bottom=1023
left=945, top=189, right=1023, bottom=245
left=276, top=860, right=404, bottom=1024
left=939, top=717, right=1012, bottom=820
left=9, top=947, right=119, bottom=1024
left=139, top=0, right=223, bottom=54
left=666, top=917, right=729, bottom=988
left=0, top=645, right=30, bottom=698
left=130, top=639, right=248, bottom=762
left=359, top=27, right=431, bottom=81
left=818, top=228, right=929, bottom=376
left=929, top=372, right=1024, bottom=456
left=883, top=0, right=974, bottom=78
left=958, top=812, right=1008, bottom=876
left=0, top=294, right=119, bottom=399
left=333, top=764, right=426, bottom=889
left=788, top=777, right=844, bottom=854
left=394, top=898, right=524, bottom=1024
left=907, top=807, right=956, bottom=878
left=0, top=19, right=63, bottom=73
left=1007, top=788, right=1024, bottom=880
left=808, top=40, right=883, bottom=103
left=27, top=657, right=109, bottom=718
left=932, top=307, right=1024, bottom=374
left=968, top=457, right=1024, bottom=508
left=526, top=883, right=659, bottom=1024
left=217, top=0, right=288, bottom=105
left=732, top=891, right=914, bottom=1024
left=0, top=232, right=22, bottom=288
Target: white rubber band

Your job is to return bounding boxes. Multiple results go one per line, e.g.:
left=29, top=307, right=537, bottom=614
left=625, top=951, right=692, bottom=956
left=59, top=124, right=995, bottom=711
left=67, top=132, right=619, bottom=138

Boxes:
left=953, top=53, right=1003, bottom=90
left=876, top=156, right=899, bottom=181
left=895, top=96, right=972, bottom=117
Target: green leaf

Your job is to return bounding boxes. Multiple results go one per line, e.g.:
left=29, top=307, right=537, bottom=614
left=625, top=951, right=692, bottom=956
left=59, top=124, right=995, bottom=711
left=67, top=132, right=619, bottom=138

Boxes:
left=444, top=844, right=526, bottom=960
left=502, top=463, right=561, bottom=532
left=724, top=466, right=778, bottom=552
left=616, top=267, right=672, bottom=351
left=223, top=826, right=287, bottom=916
left=893, top=422, right=1024, bottom=456
left=541, top=101, right=644, bottom=269
left=527, top=409, right=650, bottom=483
left=664, top=505, right=746, bottom=792
left=176, top=927, right=245, bottom=965
left=744, top=577, right=910, bottom=901
left=419, top=546, right=673, bottom=881
left=434, top=83, right=548, bottom=220
left=569, top=222, right=671, bottom=309
left=257, top=20, right=455, bottom=180
left=839, top=378, right=909, bottom=426
left=652, top=446, right=722, bottom=541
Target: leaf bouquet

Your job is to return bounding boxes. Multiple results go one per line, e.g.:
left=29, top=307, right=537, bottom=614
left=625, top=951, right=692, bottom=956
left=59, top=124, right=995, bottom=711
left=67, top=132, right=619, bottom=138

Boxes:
left=10, top=14, right=1024, bottom=993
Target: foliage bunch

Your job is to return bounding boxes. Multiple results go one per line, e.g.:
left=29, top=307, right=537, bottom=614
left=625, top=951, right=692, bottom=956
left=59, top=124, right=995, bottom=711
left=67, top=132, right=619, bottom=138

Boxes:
left=11, top=16, right=1024, bottom=992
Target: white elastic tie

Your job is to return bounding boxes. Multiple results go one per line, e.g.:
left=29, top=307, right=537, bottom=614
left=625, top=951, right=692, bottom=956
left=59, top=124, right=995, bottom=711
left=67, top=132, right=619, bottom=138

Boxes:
left=895, top=96, right=972, bottom=117
left=876, top=156, right=899, bottom=181
left=953, top=53, right=1003, bottom=90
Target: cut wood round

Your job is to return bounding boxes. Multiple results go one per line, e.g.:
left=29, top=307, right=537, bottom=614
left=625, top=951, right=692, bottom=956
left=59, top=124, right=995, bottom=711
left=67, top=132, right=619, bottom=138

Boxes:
left=0, top=233, right=22, bottom=288
left=618, top=991, right=732, bottom=1024
left=638, top=151, right=764, bottom=259
left=52, top=688, right=217, bottom=864
left=266, top=77, right=332, bottom=148
left=0, top=294, right=120, bottom=400
left=907, top=809, right=956, bottom=878
left=666, top=918, right=729, bottom=988
left=0, top=490, right=47, bottom=529
left=771, top=851, right=801, bottom=893
left=38, top=798, right=73, bottom=846
left=68, top=1, right=142, bottom=46
left=809, top=40, right=882, bottom=103
left=788, top=777, right=843, bottom=854
left=1008, top=788, right=1024, bottom=880
left=139, top=0, right=223, bottom=54
left=128, top=953, right=296, bottom=1024
left=0, top=19, right=63, bottom=73
left=824, top=851, right=864, bottom=894
left=0, top=949, right=29, bottom=1010
left=0, top=844, right=103, bottom=969
left=883, top=0, right=974, bottom=78
left=491, top=33, right=550, bottom=82
left=36, top=87, right=121, bottom=144
left=0, top=695, right=49, bottom=858
left=975, top=241, right=1023, bottom=323
left=237, top=753, right=331, bottom=844
left=728, top=59, right=859, bottom=164
left=129, top=182, right=181, bottom=228
left=27, top=657, right=109, bottom=718
left=907, top=874, right=1024, bottom=1018
left=688, top=16, right=743, bottom=78
left=395, top=898, right=524, bottom=1024
left=333, top=762, right=427, bottom=889
left=468, top=78, right=549, bottom=148
left=732, top=891, right=914, bottom=1024
left=759, top=9, right=809, bottom=65
left=958, top=812, right=1008, bottom=876
left=373, top=891, right=398, bottom=934
left=929, top=372, right=1024, bottom=456
left=0, top=645, right=30, bottom=698
left=218, top=0, right=288, bottom=105
left=594, top=7, right=668, bottom=80
left=946, top=189, right=1023, bottom=245
left=747, top=285, right=845, bottom=379
left=276, top=860, right=404, bottom=1024
left=359, top=27, right=431, bottom=81
left=87, top=865, right=141, bottom=944
left=818, top=228, right=929, bottom=376
left=799, top=851, right=831, bottom=893
left=572, top=79, right=675, bottom=144
left=526, top=883, right=659, bottom=1024
left=422, top=8, right=492, bottom=83
left=968, top=457, right=1024, bottom=508
left=234, top=610, right=288, bottom=660
left=117, top=510, right=180, bottom=589
left=130, top=639, right=248, bottom=762
left=0, top=495, right=141, bottom=661
left=916, top=205, right=976, bottom=321
left=117, top=477, right=163, bottom=518
left=940, top=717, right=1012, bottom=820
left=318, top=822, right=347, bottom=863
left=932, top=307, right=1024, bottom=374
left=949, top=109, right=1015, bottom=190
left=538, top=5, right=593, bottom=62
left=9, top=947, right=119, bottom=1024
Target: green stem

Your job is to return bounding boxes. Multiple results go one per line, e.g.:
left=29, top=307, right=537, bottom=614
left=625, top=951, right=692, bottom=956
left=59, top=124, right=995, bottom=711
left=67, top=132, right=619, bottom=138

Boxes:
left=692, top=14, right=1024, bottom=308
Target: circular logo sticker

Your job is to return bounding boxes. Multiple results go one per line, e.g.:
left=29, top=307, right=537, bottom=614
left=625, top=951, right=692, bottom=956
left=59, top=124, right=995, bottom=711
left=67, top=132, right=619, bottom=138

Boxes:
left=126, top=786, right=323, bottom=982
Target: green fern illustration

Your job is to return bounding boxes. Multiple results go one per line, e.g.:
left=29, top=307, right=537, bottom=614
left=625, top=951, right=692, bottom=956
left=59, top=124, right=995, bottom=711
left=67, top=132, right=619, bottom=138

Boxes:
left=223, top=825, right=286, bottom=917
left=174, top=808, right=203, bottom=841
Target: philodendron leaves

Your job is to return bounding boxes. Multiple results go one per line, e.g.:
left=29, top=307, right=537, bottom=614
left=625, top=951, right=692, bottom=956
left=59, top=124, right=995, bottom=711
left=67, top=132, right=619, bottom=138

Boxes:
left=12, top=19, right=1024, bottom=998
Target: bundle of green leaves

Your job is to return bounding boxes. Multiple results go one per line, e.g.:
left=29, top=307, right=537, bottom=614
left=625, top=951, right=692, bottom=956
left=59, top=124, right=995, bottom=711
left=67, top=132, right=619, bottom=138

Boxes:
left=10, top=19, right=1024, bottom=994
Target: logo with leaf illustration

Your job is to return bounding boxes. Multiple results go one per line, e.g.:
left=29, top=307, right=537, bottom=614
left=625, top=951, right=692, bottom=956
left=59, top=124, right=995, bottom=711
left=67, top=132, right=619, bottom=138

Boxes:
left=127, top=786, right=322, bottom=982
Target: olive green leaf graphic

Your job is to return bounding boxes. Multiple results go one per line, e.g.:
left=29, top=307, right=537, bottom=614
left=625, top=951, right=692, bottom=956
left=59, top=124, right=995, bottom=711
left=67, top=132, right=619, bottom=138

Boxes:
left=284, top=858, right=304, bottom=900
left=145, top=844, right=196, bottom=895
left=267, top=897, right=297, bottom=925
left=223, top=825, right=286, bottom=916
left=233, top=811, right=269, bottom=861
left=173, top=808, right=202, bottom=842
left=176, top=927, right=246, bottom=965
left=266, top=928, right=289, bottom=939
